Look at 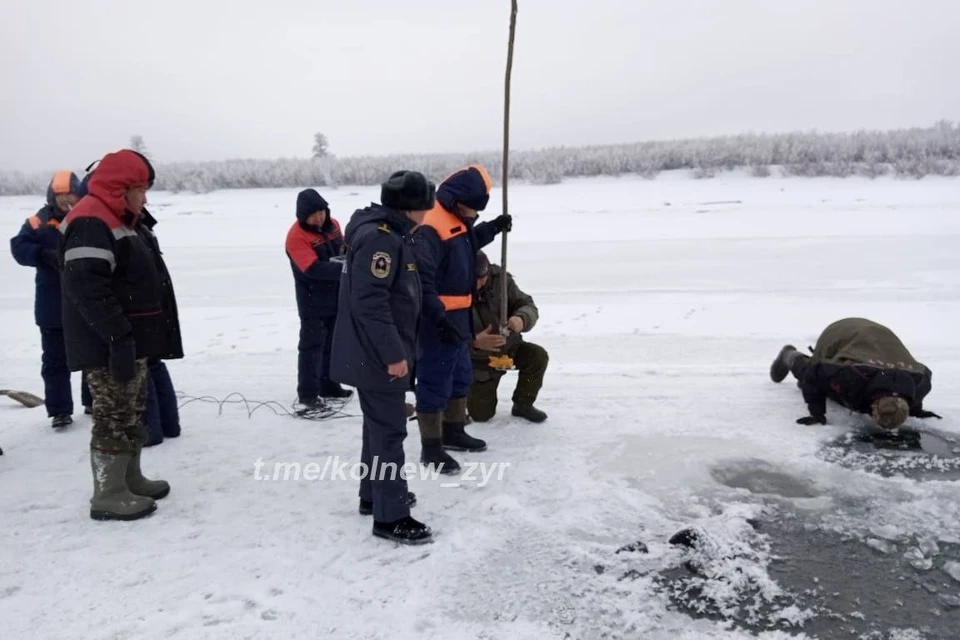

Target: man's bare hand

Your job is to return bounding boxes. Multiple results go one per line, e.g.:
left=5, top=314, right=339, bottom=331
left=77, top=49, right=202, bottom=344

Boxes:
left=387, top=360, right=408, bottom=379
left=473, top=326, right=507, bottom=352
left=507, top=316, right=524, bottom=333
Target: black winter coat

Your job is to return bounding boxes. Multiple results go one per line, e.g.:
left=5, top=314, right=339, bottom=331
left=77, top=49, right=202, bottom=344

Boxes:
left=59, top=151, right=183, bottom=371
left=285, top=217, right=345, bottom=319
left=330, top=204, right=422, bottom=392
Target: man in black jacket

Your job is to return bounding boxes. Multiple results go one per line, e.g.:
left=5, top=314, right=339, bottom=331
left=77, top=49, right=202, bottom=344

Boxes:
left=285, top=188, right=350, bottom=407
left=770, top=317, right=940, bottom=429
left=330, top=170, right=435, bottom=545
left=60, top=149, right=183, bottom=521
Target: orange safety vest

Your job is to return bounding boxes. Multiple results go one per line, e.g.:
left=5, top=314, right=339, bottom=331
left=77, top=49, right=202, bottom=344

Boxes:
left=421, top=205, right=472, bottom=312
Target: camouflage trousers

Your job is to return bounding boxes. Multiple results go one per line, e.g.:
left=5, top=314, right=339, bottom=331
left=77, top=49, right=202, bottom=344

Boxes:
left=85, top=359, right=150, bottom=453
left=467, top=341, right=549, bottom=422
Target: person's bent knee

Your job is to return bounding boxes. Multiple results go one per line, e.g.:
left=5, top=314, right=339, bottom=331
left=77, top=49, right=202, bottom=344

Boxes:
left=468, top=401, right=497, bottom=423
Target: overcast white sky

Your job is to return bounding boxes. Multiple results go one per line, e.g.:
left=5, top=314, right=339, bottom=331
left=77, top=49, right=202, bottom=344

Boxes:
left=1, top=0, right=958, bottom=171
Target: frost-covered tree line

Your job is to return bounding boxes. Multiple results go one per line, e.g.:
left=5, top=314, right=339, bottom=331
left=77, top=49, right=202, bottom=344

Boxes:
left=2, top=121, right=958, bottom=196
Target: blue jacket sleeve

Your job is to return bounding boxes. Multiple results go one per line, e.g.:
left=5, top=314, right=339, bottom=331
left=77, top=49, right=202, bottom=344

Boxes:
left=411, top=226, right=447, bottom=324
left=473, top=220, right=498, bottom=250
left=350, top=231, right=406, bottom=367
left=10, top=220, right=42, bottom=267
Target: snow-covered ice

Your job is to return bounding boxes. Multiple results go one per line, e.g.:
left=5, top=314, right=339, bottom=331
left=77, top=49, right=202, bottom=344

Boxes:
left=1, top=171, right=959, bottom=639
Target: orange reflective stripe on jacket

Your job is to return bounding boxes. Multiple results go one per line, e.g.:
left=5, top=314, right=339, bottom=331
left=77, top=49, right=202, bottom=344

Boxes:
left=422, top=204, right=466, bottom=242
left=439, top=294, right=471, bottom=311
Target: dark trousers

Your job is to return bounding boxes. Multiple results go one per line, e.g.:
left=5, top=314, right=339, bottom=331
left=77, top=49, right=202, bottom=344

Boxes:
left=358, top=389, right=410, bottom=523
left=790, top=353, right=811, bottom=381
left=81, top=371, right=92, bottom=409
left=86, top=359, right=149, bottom=454
left=467, top=341, right=549, bottom=421
left=415, top=341, right=473, bottom=412
left=143, top=361, right=181, bottom=446
left=298, top=316, right=336, bottom=400
left=40, top=327, right=90, bottom=417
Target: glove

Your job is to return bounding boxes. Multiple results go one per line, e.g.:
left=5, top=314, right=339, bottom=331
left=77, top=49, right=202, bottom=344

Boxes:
left=796, top=414, right=826, bottom=425
left=914, top=409, right=942, bottom=419
left=109, top=337, right=137, bottom=384
left=436, top=316, right=463, bottom=344
left=40, top=249, right=60, bottom=270
left=492, top=214, right=512, bottom=233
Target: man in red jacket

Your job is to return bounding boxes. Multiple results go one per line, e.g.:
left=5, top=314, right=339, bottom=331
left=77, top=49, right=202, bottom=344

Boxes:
left=60, top=149, right=182, bottom=521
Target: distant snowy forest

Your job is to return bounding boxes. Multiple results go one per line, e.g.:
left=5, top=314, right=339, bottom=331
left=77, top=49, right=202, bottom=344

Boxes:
left=2, top=121, right=958, bottom=196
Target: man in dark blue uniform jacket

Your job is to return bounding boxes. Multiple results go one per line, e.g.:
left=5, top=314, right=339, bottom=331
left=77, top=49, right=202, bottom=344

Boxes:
left=10, top=170, right=91, bottom=428
left=330, top=170, right=436, bottom=545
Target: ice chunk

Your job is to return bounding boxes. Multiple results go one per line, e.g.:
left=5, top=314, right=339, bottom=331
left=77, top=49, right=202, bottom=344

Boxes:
left=866, top=538, right=896, bottom=554
left=903, top=547, right=932, bottom=570
left=942, top=561, right=960, bottom=583
left=918, top=537, right=940, bottom=557
left=870, top=524, right=900, bottom=541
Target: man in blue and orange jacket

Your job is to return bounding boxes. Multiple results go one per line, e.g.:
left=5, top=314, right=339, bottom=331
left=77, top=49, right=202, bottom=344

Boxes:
left=411, top=164, right=512, bottom=473
left=10, top=170, right=91, bottom=428
left=286, top=188, right=351, bottom=407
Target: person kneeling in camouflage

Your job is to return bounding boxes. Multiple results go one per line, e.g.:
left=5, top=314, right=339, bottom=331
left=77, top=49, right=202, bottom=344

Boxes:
left=769, top=317, right=941, bottom=429
left=61, top=150, right=183, bottom=521
left=467, top=251, right=548, bottom=423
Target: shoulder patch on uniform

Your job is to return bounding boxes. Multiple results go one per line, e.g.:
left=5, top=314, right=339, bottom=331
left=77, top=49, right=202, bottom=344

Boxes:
left=371, top=251, right=392, bottom=278
left=406, top=262, right=416, bottom=272
left=377, top=223, right=391, bottom=233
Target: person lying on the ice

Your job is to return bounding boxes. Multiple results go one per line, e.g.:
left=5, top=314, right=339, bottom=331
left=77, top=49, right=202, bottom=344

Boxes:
left=769, top=317, right=941, bottom=429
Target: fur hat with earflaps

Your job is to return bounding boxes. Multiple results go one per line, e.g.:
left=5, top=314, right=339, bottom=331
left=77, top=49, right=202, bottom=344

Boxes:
left=871, top=396, right=909, bottom=430
left=380, top=171, right=436, bottom=211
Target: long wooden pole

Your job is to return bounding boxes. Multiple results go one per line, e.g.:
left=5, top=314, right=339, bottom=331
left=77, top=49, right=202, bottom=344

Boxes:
left=500, top=0, right=518, bottom=328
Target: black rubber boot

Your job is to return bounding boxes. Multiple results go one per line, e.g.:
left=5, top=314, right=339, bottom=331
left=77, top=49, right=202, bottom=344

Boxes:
left=442, top=422, right=488, bottom=452
left=420, top=438, right=461, bottom=475
left=372, top=515, right=433, bottom=545
left=769, top=345, right=800, bottom=383
left=511, top=403, right=548, bottom=423
left=442, top=397, right=487, bottom=452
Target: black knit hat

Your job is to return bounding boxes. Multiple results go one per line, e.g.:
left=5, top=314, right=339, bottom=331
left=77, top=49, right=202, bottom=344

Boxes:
left=380, top=170, right=436, bottom=211
left=475, top=250, right=490, bottom=278
left=296, top=188, right=329, bottom=223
